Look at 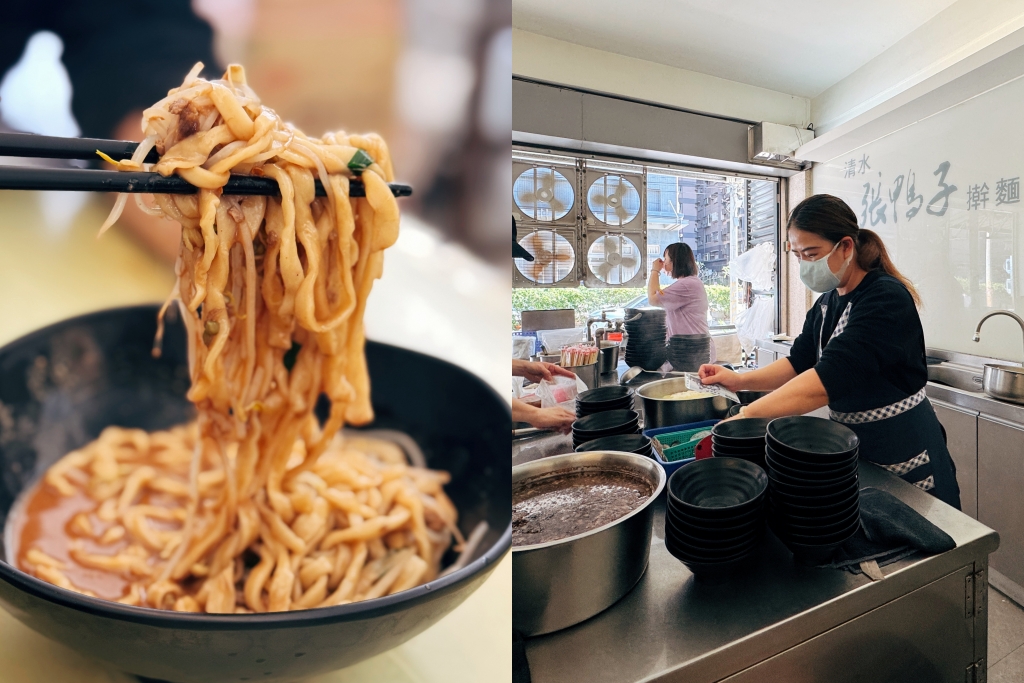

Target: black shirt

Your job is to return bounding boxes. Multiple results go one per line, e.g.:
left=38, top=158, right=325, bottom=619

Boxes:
left=0, top=1, right=219, bottom=139
left=787, top=270, right=928, bottom=413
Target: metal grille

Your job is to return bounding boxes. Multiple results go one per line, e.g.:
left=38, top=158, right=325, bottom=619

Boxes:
left=747, top=179, right=778, bottom=247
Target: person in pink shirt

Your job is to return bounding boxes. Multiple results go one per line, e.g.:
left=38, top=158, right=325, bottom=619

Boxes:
left=648, top=242, right=716, bottom=363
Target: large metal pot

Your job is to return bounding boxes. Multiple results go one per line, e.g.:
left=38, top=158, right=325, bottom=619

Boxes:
left=983, top=364, right=1024, bottom=403
left=637, top=376, right=732, bottom=428
left=512, top=451, right=665, bottom=636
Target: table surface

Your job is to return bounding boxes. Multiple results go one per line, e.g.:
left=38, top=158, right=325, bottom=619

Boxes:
left=0, top=191, right=510, bottom=683
left=524, top=460, right=998, bottom=683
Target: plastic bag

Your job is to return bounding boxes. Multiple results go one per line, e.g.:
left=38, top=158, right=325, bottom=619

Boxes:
left=512, top=335, right=535, bottom=360
left=732, top=242, right=775, bottom=290
left=536, top=328, right=586, bottom=354
left=536, top=375, right=586, bottom=410
left=735, top=295, right=776, bottom=352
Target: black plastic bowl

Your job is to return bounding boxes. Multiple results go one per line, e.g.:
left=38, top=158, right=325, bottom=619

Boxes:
left=767, top=416, right=859, bottom=459
left=576, top=385, right=633, bottom=405
left=667, top=458, right=767, bottom=516
left=711, top=418, right=771, bottom=444
left=575, top=434, right=652, bottom=456
left=0, top=306, right=511, bottom=683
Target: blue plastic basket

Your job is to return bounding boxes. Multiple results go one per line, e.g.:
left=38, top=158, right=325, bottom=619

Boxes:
left=643, top=419, right=720, bottom=478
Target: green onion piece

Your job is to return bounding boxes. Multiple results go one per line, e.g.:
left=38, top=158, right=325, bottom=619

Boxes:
left=348, top=149, right=374, bottom=175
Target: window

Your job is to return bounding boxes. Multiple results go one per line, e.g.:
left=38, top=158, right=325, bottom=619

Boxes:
left=512, top=151, right=779, bottom=334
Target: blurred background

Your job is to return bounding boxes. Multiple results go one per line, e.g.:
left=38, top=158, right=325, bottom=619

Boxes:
left=0, top=0, right=511, bottom=262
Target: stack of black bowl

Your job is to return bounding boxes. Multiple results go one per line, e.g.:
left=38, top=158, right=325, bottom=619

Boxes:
left=623, top=308, right=667, bottom=371
left=765, top=416, right=862, bottom=563
left=575, top=433, right=654, bottom=458
left=667, top=334, right=713, bottom=372
left=575, top=386, right=635, bottom=418
left=571, top=409, right=640, bottom=450
left=711, top=418, right=771, bottom=468
left=664, top=458, right=768, bottom=576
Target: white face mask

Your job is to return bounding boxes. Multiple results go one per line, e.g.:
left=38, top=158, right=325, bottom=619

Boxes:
left=799, top=241, right=852, bottom=293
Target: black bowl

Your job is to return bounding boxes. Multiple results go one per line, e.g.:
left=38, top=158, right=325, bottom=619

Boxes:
left=710, top=444, right=764, bottom=459
left=770, top=495, right=860, bottom=522
left=572, top=409, right=639, bottom=433
left=572, top=419, right=640, bottom=440
left=767, top=473, right=859, bottom=498
left=712, top=418, right=771, bottom=443
left=770, top=498, right=860, bottom=527
left=666, top=514, right=762, bottom=548
left=765, top=460, right=858, bottom=488
left=735, top=390, right=771, bottom=405
left=667, top=458, right=768, bottom=516
left=575, top=434, right=653, bottom=456
left=664, top=530, right=759, bottom=563
left=765, top=445, right=859, bottom=476
left=766, top=416, right=859, bottom=458
left=576, top=401, right=634, bottom=418
left=667, top=495, right=765, bottom=530
left=0, top=306, right=511, bottom=683
left=770, top=485, right=860, bottom=513
left=770, top=521, right=859, bottom=564
left=772, top=504, right=860, bottom=537
left=773, top=514, right=861, bottom=545
left=576, top=386, right=634, bottom=406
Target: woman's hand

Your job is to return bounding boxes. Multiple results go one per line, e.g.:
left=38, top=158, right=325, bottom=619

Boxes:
left=529, top=406, right=577, bottom=434
left=651, top=257, right=664, bottom=275
left=698, top=363, right=744, bottom=391
left=513, top=360, right=575, bottom=384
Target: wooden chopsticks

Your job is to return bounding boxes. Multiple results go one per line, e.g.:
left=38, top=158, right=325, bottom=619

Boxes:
left=0, top=132, right=412, bottom=198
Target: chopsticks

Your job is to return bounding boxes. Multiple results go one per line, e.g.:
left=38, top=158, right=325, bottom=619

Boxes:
left=0, top=132, right=413, bottom=198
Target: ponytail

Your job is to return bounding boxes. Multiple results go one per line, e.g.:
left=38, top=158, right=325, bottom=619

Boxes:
left=856, top=229, right=921, bottom=306
left=788, top=194, right=921, bottom=307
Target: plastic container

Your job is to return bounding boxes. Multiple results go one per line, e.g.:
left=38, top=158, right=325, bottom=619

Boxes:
left=643, top=419, right=720, bottom=478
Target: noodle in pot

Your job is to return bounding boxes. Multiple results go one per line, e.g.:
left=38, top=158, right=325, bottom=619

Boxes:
left=15, top=64, right=462, bottom=613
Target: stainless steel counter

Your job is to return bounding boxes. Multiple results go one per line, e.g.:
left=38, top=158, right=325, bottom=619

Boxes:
left=522, top=462, right=998, bottom=683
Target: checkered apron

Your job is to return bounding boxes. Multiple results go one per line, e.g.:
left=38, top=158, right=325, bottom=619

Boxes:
left=817, top=302, right=936, bottom=492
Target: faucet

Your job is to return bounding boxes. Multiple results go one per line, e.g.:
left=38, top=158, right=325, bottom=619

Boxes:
left=973, top=310, right=1024, bottom=356
left=586, top=311, right=609, bottom=342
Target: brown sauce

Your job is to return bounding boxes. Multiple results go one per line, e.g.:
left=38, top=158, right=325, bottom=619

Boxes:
left=7, top=478, right=181, bottom=602
left=512, top=468, right=652, bottom=547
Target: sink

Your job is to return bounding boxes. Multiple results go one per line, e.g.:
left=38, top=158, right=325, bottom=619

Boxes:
left=927, top=363, right=985, bottom=393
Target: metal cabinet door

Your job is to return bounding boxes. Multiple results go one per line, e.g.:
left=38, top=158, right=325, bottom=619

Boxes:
left=718, top=565, right=979, bottom=683
left=932, top=400, right=978, bottom=519
left=979, top=416, right=1024, bottom=588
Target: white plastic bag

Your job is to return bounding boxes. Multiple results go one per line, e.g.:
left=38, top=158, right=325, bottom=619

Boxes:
left=536, top=328, right=586, bottom=354
left=735, top=295, right=775, bottom=352
left=512, top=335, right=534, bottom=360
left=732, top=242, right=776, bottom=290
left=536, top=375, right=586, bottom=410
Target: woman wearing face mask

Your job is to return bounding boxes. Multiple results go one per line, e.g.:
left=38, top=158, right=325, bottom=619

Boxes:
left=698, top=194, right=960, bottom=508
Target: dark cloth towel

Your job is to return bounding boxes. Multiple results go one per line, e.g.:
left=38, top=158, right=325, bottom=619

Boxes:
left=514, top=629, right=531, bottom=683
left=821, top=487, right=955, bottom=573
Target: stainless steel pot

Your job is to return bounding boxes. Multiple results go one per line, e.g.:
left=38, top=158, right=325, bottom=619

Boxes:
left=512, top=451, right=665, bottom=636
left=983, top=364, right=1024, bottom=403
left=637, top=376, right=732, bottom=428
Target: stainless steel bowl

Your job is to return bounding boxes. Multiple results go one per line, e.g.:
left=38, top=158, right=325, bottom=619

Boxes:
left=512, top=451, right=665, bottom=636
left=637, top=377, right=731, bottom=428
left=983, top=364, right=1024, bottom=403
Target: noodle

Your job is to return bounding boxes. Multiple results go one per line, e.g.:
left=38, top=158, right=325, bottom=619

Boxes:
left=15, top=63, right=463, bottom=613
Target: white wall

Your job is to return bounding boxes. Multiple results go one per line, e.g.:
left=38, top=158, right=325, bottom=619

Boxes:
left=811, top=71, right=1024, bottom=362
left=811, top=0, right=1024, bottom=135
left=512, top=29, right=810, bottom=128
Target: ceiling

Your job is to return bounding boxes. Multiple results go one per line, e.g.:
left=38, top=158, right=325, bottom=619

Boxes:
left=512, top=0, right=961, bottom=98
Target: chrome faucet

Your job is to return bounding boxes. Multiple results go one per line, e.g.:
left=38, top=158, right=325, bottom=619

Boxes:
left=973, top=310, right=1024, bottom=355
